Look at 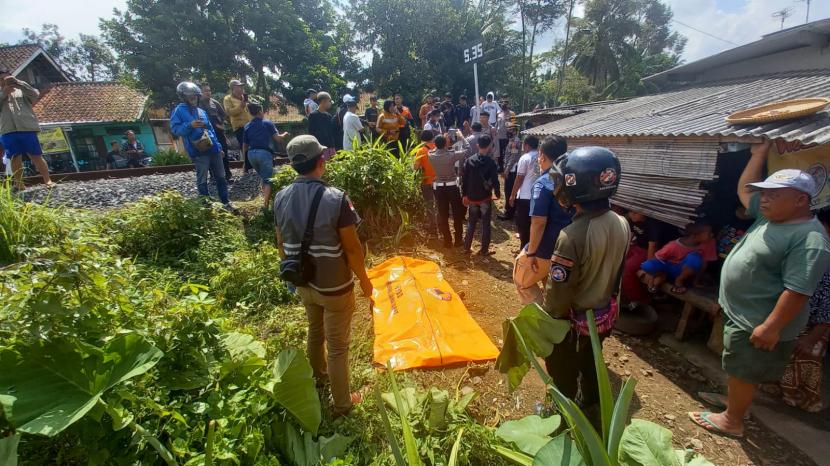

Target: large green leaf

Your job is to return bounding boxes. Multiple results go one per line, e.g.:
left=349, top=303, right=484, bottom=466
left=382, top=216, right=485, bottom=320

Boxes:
left=0, top=434, right=20, bottom=466
left=675, top=449, right=716, bottom=466
left=532, top=433, right=586, bottom=466
left=0, top=333, right=163, bottom=436
left=263, top=349, right=321, bottom=435
left=608, top=377, right=637, bottom=461
left=495, top=415, right=562, bottom=456
left=586, top=309, right=613, bottom=444
left=218, top=332, right=267, bottom=380
left=496, top=304, right=571, bottom=390
left=492, top=445, right=534, bottom=466
left=618, top=419, right=681, bottom=466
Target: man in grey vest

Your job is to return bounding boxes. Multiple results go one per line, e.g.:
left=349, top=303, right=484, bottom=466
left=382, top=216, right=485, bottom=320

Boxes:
left=273, top=134, right=372, bottom=416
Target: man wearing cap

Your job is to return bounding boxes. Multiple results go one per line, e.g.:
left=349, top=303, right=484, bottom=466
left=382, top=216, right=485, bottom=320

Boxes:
left=304, top=89, right=318, bottom=116
left=690, top=140, right=830, bottom=438
left=273, top=134, right=372, bottom=417
left=342, top=96, right=364, bottom=150
left=0, top=68, right=54, bottom=190
left=223, top=79, right=252, bottom=171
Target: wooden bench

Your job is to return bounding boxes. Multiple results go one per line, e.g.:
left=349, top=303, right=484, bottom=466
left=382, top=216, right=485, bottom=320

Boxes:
left=639, top=278, right=724, bottom=354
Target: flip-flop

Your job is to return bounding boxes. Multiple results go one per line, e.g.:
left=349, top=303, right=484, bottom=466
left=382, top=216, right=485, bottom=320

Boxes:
left=688, top=411, right=743, bottom=439
left=698, top=392, right=751, bottom=419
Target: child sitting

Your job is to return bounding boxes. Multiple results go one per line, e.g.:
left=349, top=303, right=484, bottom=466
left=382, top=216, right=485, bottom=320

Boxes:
left=639, top=222, right=716, bottom=294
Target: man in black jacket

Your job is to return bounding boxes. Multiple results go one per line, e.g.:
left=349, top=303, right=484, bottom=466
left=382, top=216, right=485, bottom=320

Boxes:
left=307, top=92, right=337, bottom=160
left=462, top=134, right=501, bottom=255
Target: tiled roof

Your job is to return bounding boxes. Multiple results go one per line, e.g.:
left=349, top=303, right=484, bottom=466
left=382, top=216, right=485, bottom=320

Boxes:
left=33, top=82, right=149, bottom=125
left=0, top=44, right=41, bottom=74
left=525, top=70, right=830, bottom=145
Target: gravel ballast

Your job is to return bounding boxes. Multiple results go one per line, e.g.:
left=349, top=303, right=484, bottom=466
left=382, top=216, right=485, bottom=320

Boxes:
left=21, top=168, right=277, bottom=209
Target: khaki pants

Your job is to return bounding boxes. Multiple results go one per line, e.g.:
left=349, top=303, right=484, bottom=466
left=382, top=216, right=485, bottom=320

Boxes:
left=297, top=287, right=355, bottom=412
left=513, top=249, right=552, bottom=305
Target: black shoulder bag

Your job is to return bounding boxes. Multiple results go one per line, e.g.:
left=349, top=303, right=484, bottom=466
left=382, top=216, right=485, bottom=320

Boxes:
left=280, top=185, right=325, bottom=286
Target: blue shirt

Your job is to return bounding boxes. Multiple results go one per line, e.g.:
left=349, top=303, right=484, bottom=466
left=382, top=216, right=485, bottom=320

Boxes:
left=169, top=103, right=220, bottom=158
left=529, top=175, right=572, bottom=260
left=243, top=117, right=278, bottom=150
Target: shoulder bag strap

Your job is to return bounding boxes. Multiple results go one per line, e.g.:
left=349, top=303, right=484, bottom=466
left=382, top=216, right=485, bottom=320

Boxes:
left=300, top=185, right=326, bottom=257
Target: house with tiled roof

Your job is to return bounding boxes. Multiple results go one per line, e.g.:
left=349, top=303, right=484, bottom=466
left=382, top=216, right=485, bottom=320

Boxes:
left=32, top=82, right=156, bottom=171
left=0, top=44, right=70, bottom=88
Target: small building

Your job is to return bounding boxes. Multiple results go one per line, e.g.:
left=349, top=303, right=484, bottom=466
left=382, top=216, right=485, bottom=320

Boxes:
left=32, top=82, right=152, bottom=172
left=0, top=44, right=70, bottom=89
left=525, top=18, right=830, bottom=227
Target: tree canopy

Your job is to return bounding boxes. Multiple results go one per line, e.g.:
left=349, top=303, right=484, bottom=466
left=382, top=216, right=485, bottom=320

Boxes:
left=12, top=0, right=685, bottom=111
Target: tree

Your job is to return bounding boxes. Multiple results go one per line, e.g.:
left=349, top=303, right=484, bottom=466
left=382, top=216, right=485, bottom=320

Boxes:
left=101, top=0, right=357, bottom=106
left=567, top=0, right=684, bottom=100
left=19, top=24, right=119, bottom=82
left=515, top=0, right=564, bottom=110
left=64, top=35, right=120, bottom=81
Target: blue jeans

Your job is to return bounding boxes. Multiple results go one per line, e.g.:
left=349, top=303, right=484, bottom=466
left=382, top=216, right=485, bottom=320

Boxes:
left=464, top=201, right=492, bottom=252
left=193, top=153, right=229, bottom=204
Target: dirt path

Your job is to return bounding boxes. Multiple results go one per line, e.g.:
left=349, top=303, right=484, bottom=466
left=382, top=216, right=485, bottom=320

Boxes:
left=364, top=213, right=817, bottom=466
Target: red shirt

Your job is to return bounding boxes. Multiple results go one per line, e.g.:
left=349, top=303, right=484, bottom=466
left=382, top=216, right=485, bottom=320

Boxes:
left=656, top=239, right=717, bottom=264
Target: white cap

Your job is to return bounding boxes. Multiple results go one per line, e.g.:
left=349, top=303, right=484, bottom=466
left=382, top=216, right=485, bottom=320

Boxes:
left=747, top=169, right=817, bottom=197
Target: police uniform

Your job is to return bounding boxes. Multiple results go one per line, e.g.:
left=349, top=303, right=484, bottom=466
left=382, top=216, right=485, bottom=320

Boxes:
left=428, top=138, right=470, bottom=247
left=542, top=146, right=630, bottom=409
left=273, top=135, right=361, bottom=413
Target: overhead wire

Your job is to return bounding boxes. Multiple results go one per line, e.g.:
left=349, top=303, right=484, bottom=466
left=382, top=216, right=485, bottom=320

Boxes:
left=672, top=19, right=739, bottom=46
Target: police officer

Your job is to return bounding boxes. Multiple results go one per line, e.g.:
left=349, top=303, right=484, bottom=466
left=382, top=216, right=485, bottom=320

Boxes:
left=428, top=131, right=470, bottom=248
left=542, top=146, right=630, bottom=412
left=273, top=134, right=372, bottom=417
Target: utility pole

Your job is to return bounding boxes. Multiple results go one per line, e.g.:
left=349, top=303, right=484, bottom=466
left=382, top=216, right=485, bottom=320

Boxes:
left=772, top=7, right=793, bottom=30
left=797, top=0, right=812, bottom=23
left=553, top=0, right=576, bottom=107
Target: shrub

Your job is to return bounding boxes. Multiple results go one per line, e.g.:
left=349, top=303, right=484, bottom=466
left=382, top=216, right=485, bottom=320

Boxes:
left=272, top=138, right=423, bottom=240
left=0, top=181, right=67, bottom=265
left=152, top=148, right=192, bottom=166
left=105, top=191, right=245, bottom=267
left=209, top=242, right=296, bottom=313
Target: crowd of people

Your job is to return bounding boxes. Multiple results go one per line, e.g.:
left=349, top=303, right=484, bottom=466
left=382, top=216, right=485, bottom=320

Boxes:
left=4, top=73, right=829, bottom=433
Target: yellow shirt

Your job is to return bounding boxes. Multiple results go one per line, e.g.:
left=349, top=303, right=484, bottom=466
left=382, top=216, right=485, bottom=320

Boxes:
left=223, top=94, right=252, bottom=131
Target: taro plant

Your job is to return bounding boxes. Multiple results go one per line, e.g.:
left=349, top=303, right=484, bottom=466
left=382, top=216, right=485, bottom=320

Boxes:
left=374, top=361, right=474, bottom=466
left=494, top=304, right=713, bottom=466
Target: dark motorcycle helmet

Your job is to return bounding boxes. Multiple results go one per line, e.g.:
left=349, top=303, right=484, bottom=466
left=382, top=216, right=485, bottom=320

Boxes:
left=548, top=146, right=621, bottom=207
left=176, top=81, right=201, bottom=102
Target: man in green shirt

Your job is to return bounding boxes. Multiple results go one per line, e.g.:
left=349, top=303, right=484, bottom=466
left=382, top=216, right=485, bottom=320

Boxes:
left=690, top=140, right=830, bottom=438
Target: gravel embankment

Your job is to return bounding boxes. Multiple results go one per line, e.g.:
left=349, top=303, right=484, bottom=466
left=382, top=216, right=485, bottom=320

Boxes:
left=21, top=168, right=274, bottom=209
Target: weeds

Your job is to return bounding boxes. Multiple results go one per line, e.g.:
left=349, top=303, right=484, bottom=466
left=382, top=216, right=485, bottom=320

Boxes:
left=151, top=148, right=192, bottom=166
left=0, top=181, right=65, bottom=265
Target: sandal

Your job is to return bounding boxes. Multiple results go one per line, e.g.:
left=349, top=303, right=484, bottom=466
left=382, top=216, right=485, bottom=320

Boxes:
left=688, top=411, right=743, bottom=439
left=332, top=392, right=364, bottom=419
left=698, top=392, right=750, bottom=419
left=670, top=285, right=687, bottom=294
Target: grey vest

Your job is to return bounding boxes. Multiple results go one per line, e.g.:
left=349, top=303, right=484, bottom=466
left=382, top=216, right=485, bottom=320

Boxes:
left=274, top=177, right=356, bottom=295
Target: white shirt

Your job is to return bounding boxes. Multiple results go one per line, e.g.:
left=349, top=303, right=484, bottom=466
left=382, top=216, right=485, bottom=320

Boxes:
left=516, top=150, right=540, bottom=200
left=304, top=98, right=318, bottom=115
left=481, top=100, right=501, bottom=126
left=343, top=111, right=363, bottom=150
left=470, top=105, right=480, bottom=125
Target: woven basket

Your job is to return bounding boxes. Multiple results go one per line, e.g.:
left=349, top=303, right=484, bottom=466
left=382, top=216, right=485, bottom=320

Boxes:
left=726, top=98, right=830, bottom=125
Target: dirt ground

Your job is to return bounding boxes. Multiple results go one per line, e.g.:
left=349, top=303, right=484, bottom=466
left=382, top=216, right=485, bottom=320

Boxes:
left=355, top=211, right=819, bottom=466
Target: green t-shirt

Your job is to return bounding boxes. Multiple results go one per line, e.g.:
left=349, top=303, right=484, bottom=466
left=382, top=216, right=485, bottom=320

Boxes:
left=719, top=193, right=830, bottom=341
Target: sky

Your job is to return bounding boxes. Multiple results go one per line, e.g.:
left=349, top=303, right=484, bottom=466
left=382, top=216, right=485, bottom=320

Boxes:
left=0, top=0, right=828, bottom=66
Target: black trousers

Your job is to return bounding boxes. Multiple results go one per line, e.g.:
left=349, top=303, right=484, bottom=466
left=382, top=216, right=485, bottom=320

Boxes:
left=235, top=128, right=252, bottom=171
left=215, top=129, right=232, bottom=180
left=515, top=198, right=531, bottom=249
left=503, top=171, right=517, bottom=218
left=434, top=185, right=466, bottom=245
left=545, top=330, right=610, bottom=409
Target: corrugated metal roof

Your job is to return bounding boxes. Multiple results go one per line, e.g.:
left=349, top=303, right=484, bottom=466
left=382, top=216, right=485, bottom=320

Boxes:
left=526, top=70, right=830, bottom=145
left=515, top=100, right=626, bottom=119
